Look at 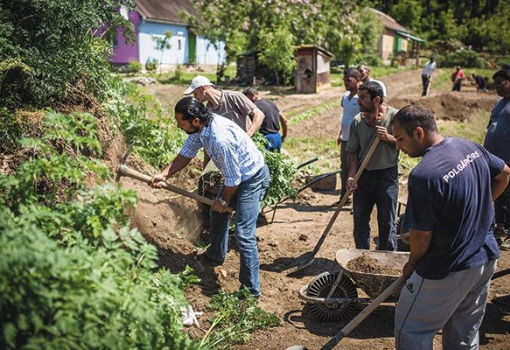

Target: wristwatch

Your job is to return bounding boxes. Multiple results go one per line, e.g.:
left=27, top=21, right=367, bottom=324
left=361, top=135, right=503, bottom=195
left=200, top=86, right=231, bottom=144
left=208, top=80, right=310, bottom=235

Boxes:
left=218, top=198, right=229, bottom=207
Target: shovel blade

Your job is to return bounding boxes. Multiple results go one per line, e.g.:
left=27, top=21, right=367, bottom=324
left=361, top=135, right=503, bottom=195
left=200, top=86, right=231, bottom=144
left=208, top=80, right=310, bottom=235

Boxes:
left=286, top=251, right=315, bottom=276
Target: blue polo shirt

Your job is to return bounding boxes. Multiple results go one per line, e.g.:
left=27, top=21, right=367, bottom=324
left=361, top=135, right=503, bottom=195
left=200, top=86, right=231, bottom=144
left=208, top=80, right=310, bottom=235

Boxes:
left=405, top=137, right=503, bottom=279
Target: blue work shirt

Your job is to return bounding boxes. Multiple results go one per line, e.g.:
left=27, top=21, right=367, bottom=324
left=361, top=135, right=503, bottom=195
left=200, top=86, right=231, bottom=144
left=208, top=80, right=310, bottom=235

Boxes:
left=405, top=137, right=503, bottom=279
left=484, top=97, right=510, bottom=164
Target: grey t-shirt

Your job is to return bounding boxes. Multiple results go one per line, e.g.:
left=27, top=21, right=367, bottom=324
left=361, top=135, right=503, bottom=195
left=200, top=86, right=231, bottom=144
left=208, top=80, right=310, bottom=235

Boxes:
left=483, top=97, right=510, bottom=164
left=346, top=106, right=399, bottom=170
left=208, top=90, right=256, bottom=132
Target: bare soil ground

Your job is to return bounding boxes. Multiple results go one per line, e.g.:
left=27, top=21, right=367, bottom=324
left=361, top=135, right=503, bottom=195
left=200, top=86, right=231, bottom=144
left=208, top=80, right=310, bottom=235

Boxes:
left=116, top=69, right=510, bottom=349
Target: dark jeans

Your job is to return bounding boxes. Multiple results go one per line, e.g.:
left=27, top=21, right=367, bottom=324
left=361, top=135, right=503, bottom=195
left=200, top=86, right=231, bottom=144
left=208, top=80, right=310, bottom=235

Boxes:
left=206, top=165, right=270, bottom=296
left=421, top=75, right=430, bottom=96
left=353, top=165, right=398, bottom=251
left=452, top=83, right=462, bottom=91
left=263, top=132, right=282, bottom=153
left=495, top=180, right=510, bottom=230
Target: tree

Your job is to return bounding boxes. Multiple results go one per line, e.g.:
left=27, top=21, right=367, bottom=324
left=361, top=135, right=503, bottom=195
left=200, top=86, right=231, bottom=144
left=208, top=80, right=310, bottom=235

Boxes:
left=184, top=0, right=360, bottom=82
left=0, top=0, right=135, bottom=110
left=153, top=30, right=172, bottom=76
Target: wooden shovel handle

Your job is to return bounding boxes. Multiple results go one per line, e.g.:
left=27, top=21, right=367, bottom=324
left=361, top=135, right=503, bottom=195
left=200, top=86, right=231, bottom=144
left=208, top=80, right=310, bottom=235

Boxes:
left=117, top=164, right=233, bottom=213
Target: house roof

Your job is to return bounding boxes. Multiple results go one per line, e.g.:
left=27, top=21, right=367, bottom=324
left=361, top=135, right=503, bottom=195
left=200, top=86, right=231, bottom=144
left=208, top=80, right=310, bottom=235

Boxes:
left=369, top=8, right=408, bottom=33
left=135, top=0, right=196, bottom=24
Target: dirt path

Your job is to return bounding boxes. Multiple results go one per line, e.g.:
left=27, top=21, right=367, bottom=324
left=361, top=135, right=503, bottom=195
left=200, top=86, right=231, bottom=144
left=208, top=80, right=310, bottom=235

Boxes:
left=121, top=69, right=510, bottom=350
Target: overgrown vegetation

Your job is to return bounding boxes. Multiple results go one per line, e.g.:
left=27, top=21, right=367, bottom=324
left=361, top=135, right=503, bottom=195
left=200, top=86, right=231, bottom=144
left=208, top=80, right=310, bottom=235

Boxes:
left=0, top=111, right=203, bottom=349
left=200, top=289, right=281, bottom=349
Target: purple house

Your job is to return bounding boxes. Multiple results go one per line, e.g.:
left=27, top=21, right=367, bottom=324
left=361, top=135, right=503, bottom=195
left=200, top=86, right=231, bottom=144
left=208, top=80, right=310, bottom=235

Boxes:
left=110, top=0, right=225, bottom=68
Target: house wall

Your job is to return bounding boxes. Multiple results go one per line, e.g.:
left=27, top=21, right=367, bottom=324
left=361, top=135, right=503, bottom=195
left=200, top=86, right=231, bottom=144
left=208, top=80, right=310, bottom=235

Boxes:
left=111, top=10, right=141, bottom=65
left=380, top=33, right=395, bottom=61
left=110, top=13, right=226, bottom=66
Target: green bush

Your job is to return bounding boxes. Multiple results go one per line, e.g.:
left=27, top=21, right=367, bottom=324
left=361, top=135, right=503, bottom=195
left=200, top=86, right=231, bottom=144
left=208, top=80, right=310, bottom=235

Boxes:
left=128, top=60, right=142, bottom=74
left=0, top=206, right=203, bottom=350
left=0, top=0, right=135, bottom=109
left=440, top=49, right=485, bottom=68
left=146, top=58, right=158, bottom=71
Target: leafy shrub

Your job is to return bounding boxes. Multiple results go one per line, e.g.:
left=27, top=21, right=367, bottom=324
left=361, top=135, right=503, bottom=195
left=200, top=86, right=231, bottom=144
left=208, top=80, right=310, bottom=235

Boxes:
left=146, top=58, right=158, bottom=71
left=355, top=53, right=384, bottom=68
left=116, top=83, right=185, bottom=169
left=440, top=49, right=485, bottom=68
left=253, top=133, right=297, bottom=207
left=201, top=289, right=281, bottom=348
left=128, top=60, right=142, bottom=74
left=174, top=64, right=184, bottom=83
left=0, top=206, right=203, bottom=350
left=0, top=0, right=134, bottom=109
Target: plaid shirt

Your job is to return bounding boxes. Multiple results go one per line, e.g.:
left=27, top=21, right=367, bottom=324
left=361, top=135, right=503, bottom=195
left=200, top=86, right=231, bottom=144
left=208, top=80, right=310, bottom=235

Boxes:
left=179, top=114, right=264, bottom=186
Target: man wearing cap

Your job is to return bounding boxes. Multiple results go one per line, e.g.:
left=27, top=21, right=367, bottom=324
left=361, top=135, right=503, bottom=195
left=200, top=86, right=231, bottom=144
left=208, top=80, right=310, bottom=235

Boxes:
left=184, top=75, right=265, bottom=137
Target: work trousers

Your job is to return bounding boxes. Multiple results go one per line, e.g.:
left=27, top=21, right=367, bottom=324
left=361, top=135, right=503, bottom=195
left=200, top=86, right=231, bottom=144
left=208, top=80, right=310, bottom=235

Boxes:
left=422, top=75, right=430, bottom=96
left=352, top=165, right=398, bottom=251
left=495, top=180, right=510, bottom=231
left=206, top=165, right=270, bottom=297
left=395, top=260, right=497, bottom=350
left=263, top=132, right=282, bottom=153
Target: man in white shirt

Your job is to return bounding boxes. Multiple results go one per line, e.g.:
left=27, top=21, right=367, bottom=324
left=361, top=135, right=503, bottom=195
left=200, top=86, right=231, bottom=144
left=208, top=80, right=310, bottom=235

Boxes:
left=357, top=64, right=387, bottom=98
left=334, top=67, right=361, bottom=206
left=421, top=56, right=436, bottom=97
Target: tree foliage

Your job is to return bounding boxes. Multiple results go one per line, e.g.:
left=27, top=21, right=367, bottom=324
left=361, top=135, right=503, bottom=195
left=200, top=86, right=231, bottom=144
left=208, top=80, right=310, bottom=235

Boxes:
left=373, top=0, right=510, bottom=53
left=0, top=0, right=134, bottom=110
left=185, top=0, right=362, bottom=78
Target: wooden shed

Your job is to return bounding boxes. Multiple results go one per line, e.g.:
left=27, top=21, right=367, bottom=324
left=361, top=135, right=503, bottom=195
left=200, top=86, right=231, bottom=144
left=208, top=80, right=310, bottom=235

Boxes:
left=294, top=45, right=333, bottom=93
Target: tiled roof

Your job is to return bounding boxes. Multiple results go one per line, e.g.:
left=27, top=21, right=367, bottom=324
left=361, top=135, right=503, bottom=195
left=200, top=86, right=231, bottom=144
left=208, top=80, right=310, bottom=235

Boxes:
left=369, top=8, right=408, bottom=33
left=135, top=0, right=196, bottom=24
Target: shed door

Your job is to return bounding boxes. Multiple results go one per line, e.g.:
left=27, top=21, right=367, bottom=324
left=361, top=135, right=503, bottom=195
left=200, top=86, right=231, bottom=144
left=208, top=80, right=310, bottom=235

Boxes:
left=394, top=35, right=402, bottom=53
left=188, top=33, right=197, bottom=64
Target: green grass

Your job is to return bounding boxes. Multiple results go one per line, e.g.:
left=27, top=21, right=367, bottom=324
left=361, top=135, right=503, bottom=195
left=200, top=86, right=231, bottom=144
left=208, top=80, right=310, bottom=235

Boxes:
left=287, top=101, right=338, bottom=126
left=438, top=110, right=488, bottom=145
left=284, top=137, right=339, bottom=174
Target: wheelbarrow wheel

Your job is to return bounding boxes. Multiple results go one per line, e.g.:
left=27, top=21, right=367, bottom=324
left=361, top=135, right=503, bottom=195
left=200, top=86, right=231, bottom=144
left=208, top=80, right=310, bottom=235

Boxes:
left=395, top=214, right=410, bottom=252
left=306, top=271, right=358, bottom=322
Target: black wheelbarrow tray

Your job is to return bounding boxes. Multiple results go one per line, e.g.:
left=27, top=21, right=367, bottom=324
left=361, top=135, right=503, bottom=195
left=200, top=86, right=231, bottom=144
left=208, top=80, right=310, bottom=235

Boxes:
left=298, top=248, right=409, bottom=322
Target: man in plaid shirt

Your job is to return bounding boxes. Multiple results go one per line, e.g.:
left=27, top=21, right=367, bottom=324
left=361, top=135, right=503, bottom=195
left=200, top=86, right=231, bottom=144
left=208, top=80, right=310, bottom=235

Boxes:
left=150, top=96, right=270, bottom=298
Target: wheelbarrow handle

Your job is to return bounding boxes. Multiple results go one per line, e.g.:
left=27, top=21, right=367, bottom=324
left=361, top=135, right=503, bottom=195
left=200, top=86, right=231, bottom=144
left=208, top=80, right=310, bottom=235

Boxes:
left=321, top=276, right=404, bottom=350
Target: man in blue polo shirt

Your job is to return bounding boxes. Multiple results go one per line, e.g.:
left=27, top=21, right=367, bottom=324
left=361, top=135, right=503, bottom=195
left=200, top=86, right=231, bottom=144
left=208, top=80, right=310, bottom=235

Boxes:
left=149, top=96, right=270, bottom=298
left=392, top=104, right=510, bottom=350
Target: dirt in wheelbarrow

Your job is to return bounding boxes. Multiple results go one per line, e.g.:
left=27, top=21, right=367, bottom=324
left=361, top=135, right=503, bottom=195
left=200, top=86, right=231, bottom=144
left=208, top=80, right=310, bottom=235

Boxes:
left=125, top=70, right=510, bottom=350
left=346, top=255, right=401, bottom=276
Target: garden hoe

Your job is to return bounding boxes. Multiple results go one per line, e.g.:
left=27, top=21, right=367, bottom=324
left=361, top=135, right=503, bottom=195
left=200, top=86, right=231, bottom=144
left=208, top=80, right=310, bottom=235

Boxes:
left=286, top=137, right=380, bottom=275
left=115, top=145, right=232, bottom=212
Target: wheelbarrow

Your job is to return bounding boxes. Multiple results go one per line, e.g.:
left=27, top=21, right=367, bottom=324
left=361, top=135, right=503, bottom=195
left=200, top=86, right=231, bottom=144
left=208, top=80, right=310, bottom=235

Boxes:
left=298, top=249, right=409, bottom=323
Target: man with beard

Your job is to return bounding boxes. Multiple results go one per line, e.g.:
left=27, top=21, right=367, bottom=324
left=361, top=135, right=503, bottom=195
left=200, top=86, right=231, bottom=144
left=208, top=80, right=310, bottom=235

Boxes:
left=184, top=75, right=265, bottom=168
left=149, top=96, right=270, bottom=298
left=346, top=81, right=399, bottom=251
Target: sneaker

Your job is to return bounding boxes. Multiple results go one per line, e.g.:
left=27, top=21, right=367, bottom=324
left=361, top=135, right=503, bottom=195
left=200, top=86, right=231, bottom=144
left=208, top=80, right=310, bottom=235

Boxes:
left=500, top=238, right=510, bottom=251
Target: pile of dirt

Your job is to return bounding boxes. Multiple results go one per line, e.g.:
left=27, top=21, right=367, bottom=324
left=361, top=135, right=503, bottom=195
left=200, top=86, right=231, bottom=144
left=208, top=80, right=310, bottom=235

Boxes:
left=346, top=254, right=401, bottom=275
left=390, top=92, right=496, bottom=121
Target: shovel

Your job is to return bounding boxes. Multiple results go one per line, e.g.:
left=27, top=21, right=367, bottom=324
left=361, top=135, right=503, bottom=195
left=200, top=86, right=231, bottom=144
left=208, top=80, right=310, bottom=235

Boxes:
left=286, top=137, right=380, bottom=275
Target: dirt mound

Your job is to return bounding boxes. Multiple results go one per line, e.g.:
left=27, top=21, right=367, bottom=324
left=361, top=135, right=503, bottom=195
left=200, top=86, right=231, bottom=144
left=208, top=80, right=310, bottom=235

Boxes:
left=346, top=254, right=401, bottom=275
left=390, top=92, right=496, bottom=121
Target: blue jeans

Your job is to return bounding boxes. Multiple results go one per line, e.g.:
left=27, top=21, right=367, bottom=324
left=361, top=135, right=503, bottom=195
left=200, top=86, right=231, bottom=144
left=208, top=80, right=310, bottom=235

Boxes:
left=353, top=165, right=398, bottom=251
left=263, top=132, right=282, bottom=153
left=206, top=165, right=270, bottom=296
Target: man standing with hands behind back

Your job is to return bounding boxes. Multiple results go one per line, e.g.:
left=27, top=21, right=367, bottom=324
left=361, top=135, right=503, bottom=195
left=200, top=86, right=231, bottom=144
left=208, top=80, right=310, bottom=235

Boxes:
left=392, top=104, right=510, bottom=350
